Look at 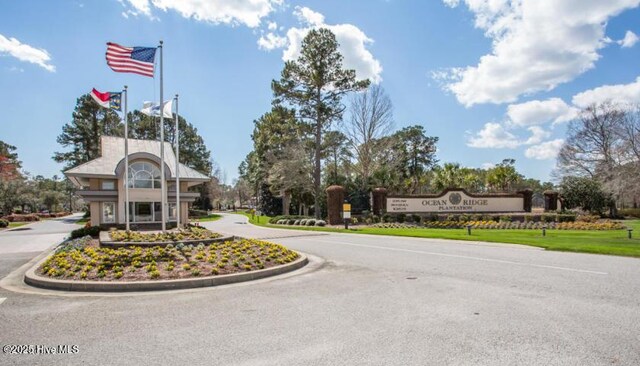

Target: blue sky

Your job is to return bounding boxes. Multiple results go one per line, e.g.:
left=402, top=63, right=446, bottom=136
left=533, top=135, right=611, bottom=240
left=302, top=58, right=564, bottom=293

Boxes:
left=1, top=0, right=639, bottom=184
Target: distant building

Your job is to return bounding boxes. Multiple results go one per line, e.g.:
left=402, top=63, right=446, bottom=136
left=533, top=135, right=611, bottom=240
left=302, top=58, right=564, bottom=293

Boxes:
left=64, top=136, right=209, bottom=226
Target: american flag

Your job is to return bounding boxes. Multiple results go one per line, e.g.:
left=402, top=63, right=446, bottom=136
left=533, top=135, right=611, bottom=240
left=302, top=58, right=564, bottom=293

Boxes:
left=105, top=42, right=156, bottom=77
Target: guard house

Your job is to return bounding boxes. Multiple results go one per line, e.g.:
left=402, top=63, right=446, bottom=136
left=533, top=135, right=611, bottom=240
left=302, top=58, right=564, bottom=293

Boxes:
left=64, top=136, right=209, bottom=227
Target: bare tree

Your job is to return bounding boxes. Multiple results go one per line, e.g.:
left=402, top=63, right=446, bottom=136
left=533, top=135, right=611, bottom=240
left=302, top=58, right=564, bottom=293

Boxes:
left=344, top=85, right=394, bottom=188
left=557, top=102, right=624, bottom=179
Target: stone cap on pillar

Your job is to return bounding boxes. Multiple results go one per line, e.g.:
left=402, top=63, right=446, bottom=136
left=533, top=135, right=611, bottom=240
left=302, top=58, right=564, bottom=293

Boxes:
left=326, top=185, right=345, bottom=193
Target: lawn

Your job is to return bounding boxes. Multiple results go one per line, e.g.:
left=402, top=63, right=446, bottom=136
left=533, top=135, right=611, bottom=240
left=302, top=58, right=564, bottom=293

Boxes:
left=75, top=217, right=90, bottom=226
left=0, top=222, right=30, bottom=231
left=192, top=214, right=222, bottom=222
left=240, top=212, right=640, bottom=258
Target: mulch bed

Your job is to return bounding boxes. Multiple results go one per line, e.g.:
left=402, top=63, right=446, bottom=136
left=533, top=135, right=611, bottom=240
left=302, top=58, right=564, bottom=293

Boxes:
left=38, top=237, right=299, bottom=281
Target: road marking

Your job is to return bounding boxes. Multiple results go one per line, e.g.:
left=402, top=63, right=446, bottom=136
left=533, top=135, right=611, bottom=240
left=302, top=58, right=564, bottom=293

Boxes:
left=0, top=297, right=6, bottom=305
left=297, top=238, right=609, bottom=275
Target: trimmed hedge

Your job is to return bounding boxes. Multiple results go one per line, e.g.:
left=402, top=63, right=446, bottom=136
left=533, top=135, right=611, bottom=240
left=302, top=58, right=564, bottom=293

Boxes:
left=69, top=226, right=102, bottom=239
left=0, top=219, right=8, bottom=228
left=620, top=208, right=640, bottom=218
left=268, top=215, right=312, bottom=224
left=2, top=214, right=40, bottom=222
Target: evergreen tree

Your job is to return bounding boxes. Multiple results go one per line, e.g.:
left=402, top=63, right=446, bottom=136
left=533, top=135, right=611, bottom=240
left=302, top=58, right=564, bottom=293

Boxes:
left=129, top=111, right=213, bottom=175
left=53, top=94, right=123, bottom=169
left=272, top=28, right=370, bottom=218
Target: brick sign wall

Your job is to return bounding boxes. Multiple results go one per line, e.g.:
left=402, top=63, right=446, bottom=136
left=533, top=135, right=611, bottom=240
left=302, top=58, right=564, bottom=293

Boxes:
left=387, top=189, right=525, bottom=213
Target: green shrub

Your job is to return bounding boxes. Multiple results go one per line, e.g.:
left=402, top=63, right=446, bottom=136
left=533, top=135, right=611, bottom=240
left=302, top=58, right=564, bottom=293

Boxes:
left=557, top=213, right=576, bottom=223
left=70, top=226, right=102, bottom=239
left=293, top=220, right=301, bottom=226
left=0, top=219, right=8, bottom=228
left=542, top=214, right=557, bottom=223
left=499, top=215, right=512, bottom=222
left=372, top=215, right=380, bottom=223
left=382, top=214, right=393, bottom=223
left=618, top=208, right=640, bottom=218
left=411, top=214, right=421, bottom=224
left=447, top=215, right=459, bottom=222
left=524, top=215, right=533, bottom=223
left=315, top=220, right=326, bottom=227
left=269, top=215, right=311, bottom=224
left=306, top=219, right=316, bottom=226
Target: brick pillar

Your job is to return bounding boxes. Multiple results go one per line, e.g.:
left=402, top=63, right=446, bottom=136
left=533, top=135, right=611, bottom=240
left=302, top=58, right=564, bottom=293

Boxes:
left=544, top=191, right=559, bottom=211
left=372, top=188, right=387, bottom=216
left=326, top=185, right=345, bottom=225
left=518, top=188, right=533, bottom=212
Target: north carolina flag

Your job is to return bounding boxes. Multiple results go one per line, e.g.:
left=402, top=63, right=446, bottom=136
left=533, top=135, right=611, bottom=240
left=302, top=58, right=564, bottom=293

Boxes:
left=90, top=88, right=122, bottom=111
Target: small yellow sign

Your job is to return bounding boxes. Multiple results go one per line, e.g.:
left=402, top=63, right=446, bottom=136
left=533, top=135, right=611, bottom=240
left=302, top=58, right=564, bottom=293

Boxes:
left=343, top=203, right=351, bottom=212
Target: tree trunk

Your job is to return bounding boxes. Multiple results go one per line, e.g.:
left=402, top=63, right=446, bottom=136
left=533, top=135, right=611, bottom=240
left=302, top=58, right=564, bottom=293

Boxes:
left=314, top=90, right=322, bottom=219
left=282, top=190, right=291, bottom=216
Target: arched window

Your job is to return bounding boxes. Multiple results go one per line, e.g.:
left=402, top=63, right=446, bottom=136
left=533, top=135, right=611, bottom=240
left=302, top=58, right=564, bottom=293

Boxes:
left=128, top=161, right=161, bottom=189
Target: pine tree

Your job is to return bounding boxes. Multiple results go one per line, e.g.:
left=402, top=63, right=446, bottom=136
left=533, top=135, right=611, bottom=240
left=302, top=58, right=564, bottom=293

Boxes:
left=272, top=28, right=369, bottom=218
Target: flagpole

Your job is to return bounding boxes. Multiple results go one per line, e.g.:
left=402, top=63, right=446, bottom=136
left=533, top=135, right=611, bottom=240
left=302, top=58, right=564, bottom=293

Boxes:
left=174, top=94, right=180, bottom=228
left=123, top=85, right=130, bottom=231
left=159, top=40, right=166, bottom=232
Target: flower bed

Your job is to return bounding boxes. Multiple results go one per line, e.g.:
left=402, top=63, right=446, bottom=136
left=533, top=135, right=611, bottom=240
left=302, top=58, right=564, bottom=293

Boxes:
left=372, top=220, right=625, bottom=230
left=39, top=237, right=300, bottom=281
left=108, top=226, right=221, bottom=242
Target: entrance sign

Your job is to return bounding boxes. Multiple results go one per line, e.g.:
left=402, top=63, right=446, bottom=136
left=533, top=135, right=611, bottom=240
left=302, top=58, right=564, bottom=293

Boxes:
left=343, top=203, right=351, bottom=212
left=387, top=189, right=525, bottom=213
left=343, top=211, right=351, bottom=219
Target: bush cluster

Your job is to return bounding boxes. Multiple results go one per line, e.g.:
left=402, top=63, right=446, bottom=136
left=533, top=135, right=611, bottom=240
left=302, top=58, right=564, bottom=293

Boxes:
left=70, top=225, right=102, bottom=239
left=375, top=212, right=579, bottom=224
left=268, top=215, right=312, bottom=224
left=275, top=218, right=326, bottom=227
left=619, top=208, right=640, bottom=218
left=109, top=226, right=221, bottom=242
left=0, top=219, right=9, bottom=228
left=2, top=214, right=41, bottom=222
left=372, top=219, right=624, bottom=231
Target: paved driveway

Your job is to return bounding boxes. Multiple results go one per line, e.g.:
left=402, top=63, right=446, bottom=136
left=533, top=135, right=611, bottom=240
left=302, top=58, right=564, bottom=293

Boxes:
left=0, top=213, right=638, bottom=366
left=0, top=213, right=83, bottom=255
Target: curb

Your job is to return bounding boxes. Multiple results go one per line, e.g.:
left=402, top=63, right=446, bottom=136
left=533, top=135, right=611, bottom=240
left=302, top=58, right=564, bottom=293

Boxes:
left=24, top=252, right=308, bottom=292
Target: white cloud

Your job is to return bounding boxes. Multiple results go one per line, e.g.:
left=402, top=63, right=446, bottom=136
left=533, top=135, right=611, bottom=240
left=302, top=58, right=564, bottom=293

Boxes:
left=257, top=32, right=287, bottom=50
left=293, top=6, right=324, bottom=26
left=524, top=126, right=551, bottom=145
left=263, top=6, right=383, bottom=83
left=467, top=122, right=521, bottom=148
left=467, top=122, right=553, bottom=149
left=506, top=98, right=578, bottom=127
left=524, top=139, right=565, bottom=160
left=440, top=0, right=640, bottom=106
left=572, top=76, right=640, bottom=108
left=121, top=0, right=282, bottom=27
left=267, top=21, right=278, bottom=31
left=619, top=30, right=639, bottom=48
left=0, top=34, right=55, bottom=72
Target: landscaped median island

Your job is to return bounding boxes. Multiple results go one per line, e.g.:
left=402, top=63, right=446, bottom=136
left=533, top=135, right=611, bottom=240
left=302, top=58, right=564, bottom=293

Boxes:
left=25, top=225, right=306, bottom=291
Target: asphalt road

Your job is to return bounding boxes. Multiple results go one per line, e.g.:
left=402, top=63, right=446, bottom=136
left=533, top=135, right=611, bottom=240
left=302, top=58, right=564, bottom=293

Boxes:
left=1, top=213, right=639, bottom=365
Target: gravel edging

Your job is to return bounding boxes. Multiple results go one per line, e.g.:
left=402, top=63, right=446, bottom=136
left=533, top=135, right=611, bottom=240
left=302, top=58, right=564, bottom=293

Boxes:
left=24, top=252, right=308, bottom=292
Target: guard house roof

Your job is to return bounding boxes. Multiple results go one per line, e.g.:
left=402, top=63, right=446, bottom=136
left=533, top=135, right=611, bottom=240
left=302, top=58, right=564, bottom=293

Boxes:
left=64, top=136, right=210, bottom=187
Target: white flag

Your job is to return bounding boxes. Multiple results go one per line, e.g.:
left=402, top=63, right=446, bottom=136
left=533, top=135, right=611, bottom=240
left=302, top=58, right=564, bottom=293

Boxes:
left=141, top=100, right=172, bottom=118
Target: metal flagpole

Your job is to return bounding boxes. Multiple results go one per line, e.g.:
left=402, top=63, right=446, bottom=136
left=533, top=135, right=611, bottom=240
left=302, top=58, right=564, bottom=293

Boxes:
left=159, top=40, right=166, bottom=232
left=124, top=85, right=130, bottom=231
left=174, top=94, right=180, bottom=228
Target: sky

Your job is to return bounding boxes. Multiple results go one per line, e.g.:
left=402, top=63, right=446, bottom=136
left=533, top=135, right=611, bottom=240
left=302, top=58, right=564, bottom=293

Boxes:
left=1, top=0, right=639, bottom=184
